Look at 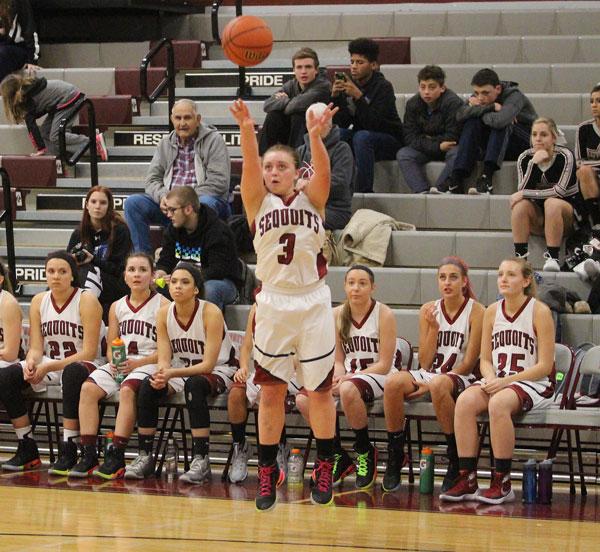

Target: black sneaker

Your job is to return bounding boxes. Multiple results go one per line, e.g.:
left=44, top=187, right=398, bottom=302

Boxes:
left=255, top=463, right=284, bottom=512
left=469, top=174, right=493, bottom=195
left=2, top=437, right=41, bottom=472
left=69, top=444, right=98, bottom=478
left=94, top=446, right=126, bottom=480
left=49, top=439, right=79, bottom=476
left=439, top=175, right=464, bottom=194
left=332, top=448, right=356, bottom=488
left=382, top=445, right=405, bottom=492
left=442, top=462, right=460, bottom=493
left=355, top=445, right=378, bottom=490
left=310, top=457, right=334, bottom=505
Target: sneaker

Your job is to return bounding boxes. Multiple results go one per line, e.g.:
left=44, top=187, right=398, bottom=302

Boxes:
left=542, top=251, right=561, bottom=272
left=95, top=132, right=108, bottom=162
left=276, top=443, right=290, bottom=481
left=441, top=462, right=460, bottom=493
left=179, top=454, right=211, bottom=484
left=48, top=439, right=78, bottom=476
left=124, top=451, right=156, bottom=480
left=229, top=441, right=251, bottom=484
left=439, top=175, right=463, bottom=194
left=310, top=457, right=334, bottom=505
left=477, top=471, right=515, bottom=504
left=584, top=259, right=600, bottom=281
left=381, top=446, right=405, bottom=492
left=256, top=463, right=284, bottom=511
left=428, top=186, right=442, bottom=195
left=354, top=445, right=378, bottom=490
left=94, top=446, right=126, bottom=480
left=69, top=445, right=99, bottom=478
left=439, top=470, right=479, bottom=502
left=469, top=174, right=493, bottom=195
left=2, top=437, right=41, bottom=471
left=332, top=449, right=355, bottom=488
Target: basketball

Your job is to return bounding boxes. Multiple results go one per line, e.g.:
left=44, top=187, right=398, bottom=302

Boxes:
left=222, top=15, right=273, bottom=67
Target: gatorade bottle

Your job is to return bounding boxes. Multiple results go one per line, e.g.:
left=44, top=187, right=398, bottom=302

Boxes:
left=419, top=447, right=435, bottom=494
left=111, top=337, right=126, bottom=384
left=287, top=448, right=304, bottom=486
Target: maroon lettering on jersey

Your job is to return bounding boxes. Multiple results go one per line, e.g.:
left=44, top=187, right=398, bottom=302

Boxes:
left=119, top=319, right=157, bottom=341
left=41, top=319, right=83, bottom=340
left=492, top=329, right=536, bottom=355
left=257, top=207, right=322, bottom=237
left=436, top=330, right=465, bottom=351
left=342, top=335, right=379, bottom=355
left=170, top=337, right=205, bottom=356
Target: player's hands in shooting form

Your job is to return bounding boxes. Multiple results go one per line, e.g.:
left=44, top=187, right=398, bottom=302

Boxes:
left=230, top=99, right=255, bottom=130
left=306, top=102, right=338, bottom=137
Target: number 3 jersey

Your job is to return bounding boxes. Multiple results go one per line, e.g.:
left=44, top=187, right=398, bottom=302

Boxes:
left=431, top=297, right=474, bottom=374
left=253, top=191, right=327, bottom=290
left=114, top=292, right=162, bottom=359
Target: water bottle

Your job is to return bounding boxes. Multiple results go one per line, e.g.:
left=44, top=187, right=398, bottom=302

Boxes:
left=287, top=448, right=304, bottom=486
left=522, top=459, right=537, bottom=503
left=111, top=337, right=126, bottom=384
left=165, top=438, right=179, bottom=482
left=419, top=447, right=435, bottom=494
left=537, top=459, right=553, bottom=504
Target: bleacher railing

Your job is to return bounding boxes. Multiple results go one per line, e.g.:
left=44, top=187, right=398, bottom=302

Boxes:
left=58, top=98, right=99, bottom=188
left=0, top=168, right=18, bottom=293
left=211, top=0, right=251, bottom=98
left=140, top=38, right=176, bottom=132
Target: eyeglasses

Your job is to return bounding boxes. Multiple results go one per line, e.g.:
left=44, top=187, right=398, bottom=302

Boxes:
left=164, top=205, right=184, bottom=215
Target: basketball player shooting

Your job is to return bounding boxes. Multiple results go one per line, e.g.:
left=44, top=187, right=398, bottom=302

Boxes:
left=230, top=98, right=339, bottom=511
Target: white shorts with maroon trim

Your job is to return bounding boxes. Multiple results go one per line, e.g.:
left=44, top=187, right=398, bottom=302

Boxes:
left=24, top=357, right=98, bottom=393
left=507, top=381, right=554, bottom=412
left=347, top=370, right=396, bottom=403
left=87, top=362, right=158, bottom=397
left=409, top=369, right=474, bottom=400
left=253, top=282, right=336, bottom=391
left=239, top=374, right=301, bottom=408
left=168, top=364, right=237, bottom=395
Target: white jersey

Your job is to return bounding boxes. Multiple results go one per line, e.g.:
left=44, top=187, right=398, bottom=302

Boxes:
left=341, top=301, right=398, bottom=373
left=39, top=288, right=87, bottom=360
left=166, top=299, right=236, bottom=368
left=253, top=191, right=327, bottom=290
left=431, top=297, right=474, bottom=374
left=0, top=290, right=19, bottom=368
left=114, top=292, right=162, bottom=359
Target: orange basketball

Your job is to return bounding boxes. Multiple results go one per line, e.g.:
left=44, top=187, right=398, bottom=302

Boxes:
left=222, top=15, right=273, bottom=67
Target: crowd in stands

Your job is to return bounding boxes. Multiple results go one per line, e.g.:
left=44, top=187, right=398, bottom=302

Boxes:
left=1, top=6, right=600, bottom=508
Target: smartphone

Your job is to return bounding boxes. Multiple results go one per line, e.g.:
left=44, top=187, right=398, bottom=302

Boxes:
left=335, top=72, right=347, bottom=81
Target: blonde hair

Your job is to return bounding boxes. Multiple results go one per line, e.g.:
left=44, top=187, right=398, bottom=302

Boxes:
left=532, top=117, right=560, bottom=141
left=0, top=72, right=36, bottom=124
left=337, top=265, right=375, bottom=343
left=504, top=257, right=538, bottom=298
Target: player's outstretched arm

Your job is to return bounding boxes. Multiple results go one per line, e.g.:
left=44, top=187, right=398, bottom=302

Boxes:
left=230, top=99, right=266, bottom=224
left=304, top=103, right=338, bottom=213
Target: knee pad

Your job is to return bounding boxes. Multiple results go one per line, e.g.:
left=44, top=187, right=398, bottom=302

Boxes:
left=61, top=362, right=91, bottom=419
left=137, top=376, right=166, bottom=428
left=0, top=363, right=28, bottom=419
left=184, top=376, right=212, bottom=429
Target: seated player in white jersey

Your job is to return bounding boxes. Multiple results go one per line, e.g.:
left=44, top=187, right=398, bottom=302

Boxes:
left=440, top=257, right=555, bottom=504
left=70, top=253, right=170, bottom=479
left=230, top=98, right=339, bottom=511
left=295, top=265, right=398, bottom=491
left=227, top=302, right=301, bottom=484
left=134, top=263, right=237, bottom=484
left=382, top=257, right=484, bottom=493
left=0, top=251, right=104, bottom=473
left=0, top=259, right=23, bottom=369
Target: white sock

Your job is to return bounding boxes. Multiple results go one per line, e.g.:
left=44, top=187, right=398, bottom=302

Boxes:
left=63, top=429, right=80, bottom=442
left=15, top=425, right=32, bottom=440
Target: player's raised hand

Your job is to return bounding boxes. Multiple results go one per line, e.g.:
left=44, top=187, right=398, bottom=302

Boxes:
left=229, top=99, right=254, bottom=129
left=307, top=103, right=338, bottom=137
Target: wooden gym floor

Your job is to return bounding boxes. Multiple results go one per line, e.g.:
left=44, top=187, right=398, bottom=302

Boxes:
left=0, top=467, right=598, bottom=551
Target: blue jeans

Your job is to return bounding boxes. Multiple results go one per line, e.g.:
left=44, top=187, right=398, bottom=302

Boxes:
left=397, top=146, right=458, bottom=193
left=124, top=193, right=232, bottom=253
left=340, top=129, right=402, bottom=193
left=205, top=278, right=238, bottom=312
left=453, top=117, right=531, bottom=176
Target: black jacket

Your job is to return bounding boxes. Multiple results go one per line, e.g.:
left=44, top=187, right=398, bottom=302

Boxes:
left=332, top=70, right=403, bottom=142
left=263, top=69, right=331, bottom=115
left=157, top=203, right=242, bottom=286
left=0, top=0, right=39, bottom=63
left=403, top=88, right=463, bottom=158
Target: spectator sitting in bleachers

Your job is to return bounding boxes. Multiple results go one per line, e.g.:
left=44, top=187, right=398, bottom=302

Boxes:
left=124, top=99, right=231, bottom=254
left=510, top=117, right=583, bottom=272
left=0, top=0, right=39, bottom=82
left=258, top=47, right=330, bottom=155
left=331, top=37, right=403, bottom=193
left=382, top=257, right=484, bottom=493
left=444, top=68, right=537, bottom=195
left=154, top=186, right=242, bottom=311
left=67, top=185, right=132, bottom=317
left=397, top=65, right=462, bottom=194
left=0, top=71, right=108, bottom=160
left=575, top=83, right=600, bottom=227
left=296, top=102, right=354, bottom=231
